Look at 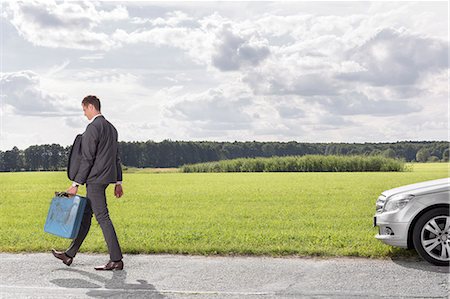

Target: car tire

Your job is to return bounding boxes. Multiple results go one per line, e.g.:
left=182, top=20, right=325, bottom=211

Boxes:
left=412, top=207, right=450, bottom=266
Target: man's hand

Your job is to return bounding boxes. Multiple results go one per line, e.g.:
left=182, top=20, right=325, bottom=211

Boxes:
left=114, top=184, right=124, bottom=198
left=66, top=185, right=78, bottom=196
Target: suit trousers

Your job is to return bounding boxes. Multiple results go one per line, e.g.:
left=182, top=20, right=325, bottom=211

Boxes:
left=65, top=183, right=123, bottom=262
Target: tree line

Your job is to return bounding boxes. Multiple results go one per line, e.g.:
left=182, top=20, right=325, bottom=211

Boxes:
left=0, top=140, right=448, bottom=172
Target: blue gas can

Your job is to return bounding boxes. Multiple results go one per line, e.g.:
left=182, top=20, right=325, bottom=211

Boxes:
left=44, top=192, right=87, bottom=239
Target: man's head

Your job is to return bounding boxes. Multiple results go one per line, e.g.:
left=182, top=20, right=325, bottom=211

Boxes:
left=82, top=95, right=101, bottom=120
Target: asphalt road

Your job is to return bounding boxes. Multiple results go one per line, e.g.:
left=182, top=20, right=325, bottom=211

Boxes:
left=0, top=253, right=448, bottom=298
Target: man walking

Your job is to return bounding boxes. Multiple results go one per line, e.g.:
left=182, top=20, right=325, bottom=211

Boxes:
left=52, top=95, right=124, bottom=271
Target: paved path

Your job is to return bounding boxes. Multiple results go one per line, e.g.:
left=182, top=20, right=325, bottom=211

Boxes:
left=0, top=253, right=448, bottom=298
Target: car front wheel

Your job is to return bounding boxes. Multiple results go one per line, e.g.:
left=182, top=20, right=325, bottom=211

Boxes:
left=413, top=207, right=450, bottom=266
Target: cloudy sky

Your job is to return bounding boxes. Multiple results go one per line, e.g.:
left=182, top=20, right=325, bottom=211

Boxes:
left=0, top=1, right=448, bottom=150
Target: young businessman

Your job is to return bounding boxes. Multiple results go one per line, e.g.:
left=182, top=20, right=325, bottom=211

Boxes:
left=52, top=95, right=124, bottom=271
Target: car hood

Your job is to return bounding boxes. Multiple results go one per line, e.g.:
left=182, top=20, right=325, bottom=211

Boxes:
left=382, top=178, right=450, bottom=198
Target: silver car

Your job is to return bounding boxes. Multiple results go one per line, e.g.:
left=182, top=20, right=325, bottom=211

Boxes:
left=374, top=178, right=450, bottom=266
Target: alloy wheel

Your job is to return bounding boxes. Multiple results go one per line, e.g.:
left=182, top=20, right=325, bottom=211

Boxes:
left=421, top=215, right=450, bottom=262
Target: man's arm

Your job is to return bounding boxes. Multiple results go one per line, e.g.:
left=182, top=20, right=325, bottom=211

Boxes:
left=116, top=146, right=123, bottom=183
left=74, top=125, right=98, bottom=185
left=114, top=146, right=124, bottom=198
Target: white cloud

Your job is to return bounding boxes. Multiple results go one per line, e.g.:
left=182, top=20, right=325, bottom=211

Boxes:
left=79, top=53, right=105, bottom=61
left=0, top=70, right=77, bottom=116
left=113, top=11, right=272, bottom=71
left=45, top=60, right=70, bottom=77
left=211, top=26, right=270, bottom=71
left=313, top=92, right=421, bottom=116
left=71, top=69, right=139, bottom=84
left=4, top=0, right=127, bottom=50
left=276, top=105, right=305, bottom=119
left=111, top=26, right=209, bottom=65
left=244, top=70, right=341, bottom=96
left=165, top=86, right=254, bottom=130
left=339, top=28, right=448, bottom=85
left=131, top=10, right=198, bottom=28
left=64, top=115, right=86, bottom=129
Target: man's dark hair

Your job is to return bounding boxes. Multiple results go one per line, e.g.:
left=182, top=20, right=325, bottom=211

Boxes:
left=82, top=95, right=101, bottom=111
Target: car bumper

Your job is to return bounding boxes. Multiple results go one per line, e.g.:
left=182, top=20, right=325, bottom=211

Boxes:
left=374, top=214, right=409, bottom=248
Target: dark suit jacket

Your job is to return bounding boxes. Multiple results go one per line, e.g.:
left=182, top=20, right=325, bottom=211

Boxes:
left=74, top=115, right=123, bottom=185
left=67, top=134, right=82, bottom=181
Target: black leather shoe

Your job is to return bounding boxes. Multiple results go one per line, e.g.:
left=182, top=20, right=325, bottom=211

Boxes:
left=51, top=249, right=73, bottom=266
left=94, top=260, right=124, bottom=271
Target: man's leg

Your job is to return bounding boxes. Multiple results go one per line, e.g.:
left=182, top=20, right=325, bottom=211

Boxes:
left=87, top=183, right=123, bottom=262
left=65, top=198, right=93, bottom=258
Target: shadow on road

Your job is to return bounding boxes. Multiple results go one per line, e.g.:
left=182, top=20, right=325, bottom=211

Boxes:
left=50, top=268, right=167, bottom=298
left=386, top=248, right=449, bottom=273
left=389, top=258, right=449, bottom=273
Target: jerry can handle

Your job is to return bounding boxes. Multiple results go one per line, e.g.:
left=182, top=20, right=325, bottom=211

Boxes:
left=55, top=191, right=76, bottom=198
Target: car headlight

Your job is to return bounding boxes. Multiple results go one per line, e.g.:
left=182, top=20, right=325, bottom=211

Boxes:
left=383, top=194, right=414, bottom=212
left=376, top=195, right=386, bottom=213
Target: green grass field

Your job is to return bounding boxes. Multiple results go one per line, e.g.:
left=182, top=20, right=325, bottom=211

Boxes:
left=0, top=163, right=448, bottom=258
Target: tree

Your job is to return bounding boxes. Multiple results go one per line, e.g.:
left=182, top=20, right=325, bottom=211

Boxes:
left=24, top=146, right=41, bottom=170
left=382, top=148, right=396, bottom=159
left=416, top=148, right=431, bottom=163
left=3, top=146, right=21, bottom=171
left=442, top=148, right=449, bottom=162
left=261, top=143, right=276, bottom=157
left=0, top=151, right=4, bottom=171
left=50, top=144, right=65, bottom=170
left=427, top=156, right=439, bottom=162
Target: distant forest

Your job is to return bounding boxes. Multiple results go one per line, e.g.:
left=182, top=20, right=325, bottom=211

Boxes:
left=0, top=140, right=448, bottom=172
